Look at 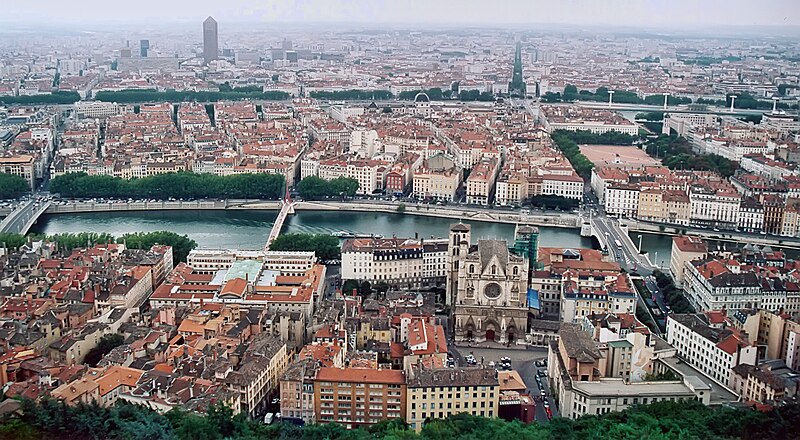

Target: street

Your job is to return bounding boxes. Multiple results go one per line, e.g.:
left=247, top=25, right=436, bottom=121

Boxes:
left=0, top=197, right=51, bottom=235
left=449, top=345, right=560, bottom=423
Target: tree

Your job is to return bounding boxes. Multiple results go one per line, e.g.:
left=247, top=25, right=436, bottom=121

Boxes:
left=0, top=173, right=29, bottom=198
left=7, top=397, right=800, bottom=440
left=342, top=279, right=360, bottom=296
left=50, top=171, right=285, bottom=200
left=396, top=203, right=407, bottom=213
left=119, top=231, right=197, bottom=264
left=309, top=89, right=393, bottom=100
left=48, top=232, right=116, bottom=252
left=0, top=233, right=28, bottom=250
left=553, top=129, right=636, bottom=146
left=269, top=233, right=341, bottom=260
left=645, top=134, right=737, bottom=178
left=527, top=195, right=579, bottom=210
left=550, top=131, right=595, bottom=178
left=0, top=91, right=80, bottom=105
left=94, top=89, right=289, bottom=103
left=563, top=84, right=578, bottom=101
left=297, top=176, right=359, bottom=200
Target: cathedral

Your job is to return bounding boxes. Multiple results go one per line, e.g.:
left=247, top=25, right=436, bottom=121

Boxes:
left=446, top=223, right=533, bottom=344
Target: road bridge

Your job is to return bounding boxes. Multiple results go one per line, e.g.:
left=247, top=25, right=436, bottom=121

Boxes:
left=0, top=199, right=52, bottom=235
left=264, top=187, right=295, bottom=251
left=587, top=215, right=656, bottom=274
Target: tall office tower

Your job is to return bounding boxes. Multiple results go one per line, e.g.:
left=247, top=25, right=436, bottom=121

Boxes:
left=140, top=39, right=149, bottom=57
left=203, top=16, right=218, bottom=64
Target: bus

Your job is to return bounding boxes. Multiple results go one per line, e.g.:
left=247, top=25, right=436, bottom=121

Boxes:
left=614, top=239, right=622, bottom=248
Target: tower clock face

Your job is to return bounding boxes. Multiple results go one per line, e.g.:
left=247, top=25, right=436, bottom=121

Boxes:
left=484, top=283, right=502, bottom=299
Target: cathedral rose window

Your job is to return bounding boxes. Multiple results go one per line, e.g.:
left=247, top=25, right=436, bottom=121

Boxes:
left=484, top=282, right=502, bottom=299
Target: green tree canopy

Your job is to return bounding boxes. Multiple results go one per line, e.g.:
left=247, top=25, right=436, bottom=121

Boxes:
left=645, top=134, right=737, bottom=178
left=50, top=172, right=285, bottom=200
left=6, top=398, right=800, bottom=440
left=309, top=89, right=393, bottom=100
left=0, top=91, right=80, bottom=105
left=47, top=232, right=116, bottom=252
left=0, top=233, right=28, bottom=250
left=0, top=173, right=30, bottom=198
left=119, top=231, right=197, bottom=264
left=297, top=176, right=359, bottom=200
left=269, top=233, right=341, bottom=261
left=94, top=89, right=289, bottom=103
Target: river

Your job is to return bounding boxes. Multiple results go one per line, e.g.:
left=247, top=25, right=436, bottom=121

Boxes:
left=30, top=210, right=676, bottom=266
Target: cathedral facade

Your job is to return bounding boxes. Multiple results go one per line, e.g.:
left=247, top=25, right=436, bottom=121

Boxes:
left=446, top=223, right=530, bottom=344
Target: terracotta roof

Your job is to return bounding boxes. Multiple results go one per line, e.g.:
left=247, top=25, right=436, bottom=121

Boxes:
left=315, top=367, right=405, bottom=384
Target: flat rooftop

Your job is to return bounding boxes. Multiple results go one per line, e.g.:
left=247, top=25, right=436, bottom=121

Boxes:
left=223, top=259, right=263, bottom=283
left=659, top=356, right=739, bottom=405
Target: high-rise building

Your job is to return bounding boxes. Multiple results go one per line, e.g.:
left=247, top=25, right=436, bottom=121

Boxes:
left=203, top=16, right=218, bottom=64
left=139, top=39, right=149, bottom=57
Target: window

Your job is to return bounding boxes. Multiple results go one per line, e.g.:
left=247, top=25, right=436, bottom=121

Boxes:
left=469, top=265, right=474, bottom=274
left=491, top=264, right=497, bottom=275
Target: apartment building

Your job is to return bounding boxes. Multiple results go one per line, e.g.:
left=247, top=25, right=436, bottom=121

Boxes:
left=406, top=367, right=499, bottom=432
left=225, top=334, right=289, bottom=418
left=495, top=173, right=529, bottom=206
left=465, top=158, right=499, bottom=206
left=729, top=360, right=800, bottom=404
left=669, top=236, right=707, bottom=289
left=541, top=173, right=583, bottom=200
left=342, top=237, right=448, bottom=289
left=689, top=186, right=741, bottom=229
left=280, top=358, right=319, bottom=424
left=605, top=183, right=640, bottom=217
left=74, top=101, right=124, bottom=119
left=548, top=323, right=710, bottom=419
left=730, top=309, right=800, bottom=371
left=413, top=153, right=462, bottom=202
left=0, top=154, right=35, bottom=189
left=666, top=313, right=758, bottom=386
left=531, top=247, right=629, bottom=321
left=683, top=259, right=763, bottom=312
left=539, top=105, right=639, bottom=135
left=314, top=368, right=406, bottom=429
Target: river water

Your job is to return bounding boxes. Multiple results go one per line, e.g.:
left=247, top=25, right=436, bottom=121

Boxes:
left=30, top=210, right=675, bottom=265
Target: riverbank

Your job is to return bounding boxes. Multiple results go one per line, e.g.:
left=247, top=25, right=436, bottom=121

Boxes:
left=42, top=199, right=581, bottom=229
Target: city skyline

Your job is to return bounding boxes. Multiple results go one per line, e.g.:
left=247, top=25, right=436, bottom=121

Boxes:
left=2, top=0, right=799, bottom=29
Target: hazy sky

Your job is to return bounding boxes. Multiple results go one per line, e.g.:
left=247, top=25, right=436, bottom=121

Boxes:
left=2, top=0, right=798, bottom=27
